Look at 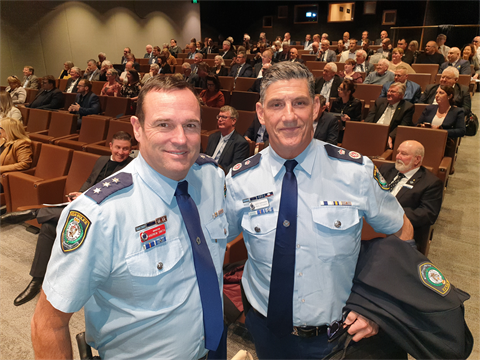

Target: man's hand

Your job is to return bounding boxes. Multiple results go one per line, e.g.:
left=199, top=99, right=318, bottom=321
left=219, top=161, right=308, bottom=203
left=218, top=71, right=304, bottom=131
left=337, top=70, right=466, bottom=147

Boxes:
left=67, top=192, right=82, bottom=202
left=68, top=103, right=80, bottom=112
left=345, top=311, right=379, bottom=342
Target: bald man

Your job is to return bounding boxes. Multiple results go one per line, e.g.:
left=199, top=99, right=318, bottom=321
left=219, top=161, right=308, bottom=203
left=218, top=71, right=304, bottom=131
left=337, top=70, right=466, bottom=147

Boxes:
left=378, top=140, right=443, bottom=253
left=416, top=41, right=445, bottom=66
left=438, top=47, right=471, bottom=75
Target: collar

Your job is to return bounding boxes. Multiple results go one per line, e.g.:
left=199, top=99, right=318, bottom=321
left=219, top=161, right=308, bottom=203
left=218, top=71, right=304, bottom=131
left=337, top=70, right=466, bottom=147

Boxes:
left=388, top=101, right=400, bottom=108
left=376, top=71, right=388, bottom=77
left=267, top=138, right=316, bottom=179
left=402, top=166, right=420, bottom=181
left=220, top=129, right=235, bottom=141
left=324, top=77, right=334, bottom=84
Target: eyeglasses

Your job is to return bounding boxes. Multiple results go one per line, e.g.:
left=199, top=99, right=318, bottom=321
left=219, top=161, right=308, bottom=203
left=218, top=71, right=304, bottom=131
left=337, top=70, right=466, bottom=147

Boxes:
left=11, top=75, right=18, bottom=79
left=207, top=83, right=215, bottom=87
left=216, top=115, right=230, bottom=120
left=338, top=87, right=345, bottom=91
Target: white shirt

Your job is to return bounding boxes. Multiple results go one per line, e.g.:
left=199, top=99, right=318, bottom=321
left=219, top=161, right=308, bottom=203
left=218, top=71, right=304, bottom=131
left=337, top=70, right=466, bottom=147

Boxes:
left=212, top=130, right=234, bottom=161
left=320, top=78, right=334, bottom=102
left=431, top=106, right=451, bottom=127
left=391, top=167, right=420, bottom=196
left=66, top=79, right=79, bottom=93
left=377, top=101, right=399, bottom=125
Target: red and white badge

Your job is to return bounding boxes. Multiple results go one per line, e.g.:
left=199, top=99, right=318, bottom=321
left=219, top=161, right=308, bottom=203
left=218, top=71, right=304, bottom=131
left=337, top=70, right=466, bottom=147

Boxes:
left=233, top=163, right=242, bottom=171
left=244, top=160, right=251, bottom=166
left=338, top=149, right=346, bottom=155
left=140, top=224, right=166, bottom=242
left=349, top=151, right=361, bottom=159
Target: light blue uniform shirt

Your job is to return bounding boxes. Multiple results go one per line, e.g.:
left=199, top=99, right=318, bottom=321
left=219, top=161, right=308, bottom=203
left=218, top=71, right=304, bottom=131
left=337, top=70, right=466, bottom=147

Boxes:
left=44, top=153, right=227, bottom=360
left=225, top=139, right=404, bottom=327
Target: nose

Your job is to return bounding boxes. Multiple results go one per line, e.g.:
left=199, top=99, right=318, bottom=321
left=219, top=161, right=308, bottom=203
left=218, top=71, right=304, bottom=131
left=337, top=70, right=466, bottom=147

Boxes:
left=171, top=124, right=188, bottom=146
left=282, top=102, right=296, bottom=122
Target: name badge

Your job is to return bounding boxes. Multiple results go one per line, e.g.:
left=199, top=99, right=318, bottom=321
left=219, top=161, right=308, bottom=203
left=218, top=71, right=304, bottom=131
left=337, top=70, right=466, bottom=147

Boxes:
left=140, top=224, right=166, bottom=242
left=248, top=198, right=270, bottom=211
left=403, top=184, right=413, bottom=189
left=242, top=192, right=274, bottom=204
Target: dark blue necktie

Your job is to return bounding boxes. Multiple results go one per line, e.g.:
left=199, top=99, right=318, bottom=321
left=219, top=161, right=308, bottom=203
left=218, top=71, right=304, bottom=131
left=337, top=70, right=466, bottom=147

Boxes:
left=174, top=181, right=224, bottom=351
left=267, top=160, right=298, bottom=337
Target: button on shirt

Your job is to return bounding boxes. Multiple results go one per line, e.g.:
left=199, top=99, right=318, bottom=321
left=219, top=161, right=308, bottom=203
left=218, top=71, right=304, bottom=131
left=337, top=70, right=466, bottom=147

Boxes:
left=391, top=167, right=420, bottom=196
left=212, top=130, right=234, bottom=161
left=377, top=102, right=399, bottom=125
left=225, top=139, right=404, bottom=326
left=43, top=153, right=227, bottom=360
left=320, top=78, right=334, bottom=103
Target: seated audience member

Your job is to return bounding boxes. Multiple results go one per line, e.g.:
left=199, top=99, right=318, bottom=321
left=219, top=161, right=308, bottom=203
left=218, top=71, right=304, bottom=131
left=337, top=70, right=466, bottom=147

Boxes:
left=191, top=53, right=204, bottom=74
left=419, top=67, right=471, bottom=115
left=82, top=59, right=101, bottom=82
left=396, top=39, right=414, bottom=65
left=149, top=46, right=160, bottom=65
left=361, top=39, right=375, bottom=59
left=364, top=59, right=395, bottom=85
left=1, top=131, right=133, bottom=306
left=157, top=55, right=172, bottom=74
left=417, top=85, right=466, bottom=139
left=0, top=117, right=32, bottom=192
left=331, top=79, right=362, bottom=122
left=303, top=34, right=313, bottom=50
left=388, top=48, right=416, bottom=74
left=276, top=42, right=290, bottom=62
left=144, top=44, right=153, bottom=59
left=98, top=60, right=113, bottom=81
left=97, top=52, right=107, bottom=69
left=124, top=54, right=140, bottom=72
left=68, top=79, right=101, bottom=128
left=416, top=41, right=445, bottom=66
left=314, top=62, right=342, bottom=103
left=343, top=32, right=351, bottom=47
left=288, top=48, right=304, bottom=64
left=271, top=41, right=282, bottom=61
left=243, top=34, right=252, bottom=54
left=59, top=61, right=74, bottom=79
left=283, top=32, right=293, bottom=45
left=253, top=51, right=272, bottom=78
left=199, top=75, right=225, bottom=108
left=252, top=44, right=267, bottom=64
left=473, top=36, right=480, bottom=58
left=380, top=67, right=421, bottom=104
left=162, top=48, right=177, bottom=67
left=121, top=47, right=131, bottom=64
left=205, top=38, right=219, bottom=54
left=244, top=113, right=269, bottom=144
left=335, top=40, right=345, bottom=55
left=188, top=63, right=209, bottom=89
left=101, top=69, right=122, bottom=96
left=316, top=40, right=337, bottom=62
left=6, top=76, right=27, bottom=104
left=436, top=34, right=450, bottom=59
left=221, top=40, right=235, bottom=60
left=21, top=66, right=39, bottom=89
left=365, top=82, right=414, bottom=148
left=309, top=41, right=320, bottom=56
left=376, top=38, right=393, bottom=59
left=338, top=58, right=363, bottom=83
left=65, top=67, right=82, bottom=93
left=228, top=52, right=253, bottom=78
left=226, top=36, right=236, bottom=51
left=409, top=40, right=421, bottom=63
left=0, top=91, right=22, bottom=121
left=187, top=43, right=197, bottom=60
left=120, top=70, right=142, bottom=100
left=196, top=41, right=206, bottom=56
left=213, top=55, right=228, bottom=76
left=27, top=76, right=64, bottom=110
left=360, top=31, right=369, bottom=46
left=120, top=61, right=134, bottom=83
left=461, top=44, right=479, bottom=78
left=438, top=47, right=471, bottom=75
left=169, top=39, right=180, bottom=57
left=354, top=50, right=374, bottom=75
left=181, top=62, right=193, bottom=82
left=375, top=30, right=389, bottom=45
left=313, top=94, right=339, bottom=145
left=140, top=64, right=159, bottom=85
left=378, top=140, right=443, bottom=251
left=205, top=105, right=249, bottom=174
left=340, top=38, right=358, bottom=62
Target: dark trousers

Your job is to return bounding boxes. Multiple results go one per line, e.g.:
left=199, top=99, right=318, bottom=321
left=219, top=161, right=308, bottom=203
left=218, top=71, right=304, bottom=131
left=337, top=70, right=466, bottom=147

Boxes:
left=30, top=207, right=65, bottom=278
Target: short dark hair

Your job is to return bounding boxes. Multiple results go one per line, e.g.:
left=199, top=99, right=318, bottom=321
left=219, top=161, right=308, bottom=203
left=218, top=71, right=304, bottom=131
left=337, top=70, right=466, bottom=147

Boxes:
left=112, top=130, right=132, bottom=143
left=25, top=66, right=34, bottom=74
left=206, top=74, right=221, bottom=92
left=81, top=79, right=92, bottom=91
left=197, top=62, right=210, bottom=74
left=439, top=85, right=455, bottom=106
left=345, top=58, right=356, bottom=67
left=135, top=76, right=199, bottom=127
left=342, top=78, right=355, bottom=95
left=128, top=69, right=140, bottom=84
left=44, top=75, right=56, bottom=87
left=318, top=94, right=327, bottom=107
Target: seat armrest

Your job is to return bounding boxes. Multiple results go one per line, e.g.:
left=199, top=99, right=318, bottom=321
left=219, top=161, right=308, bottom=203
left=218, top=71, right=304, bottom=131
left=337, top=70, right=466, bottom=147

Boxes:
left=31, top=129, right=49, bottom=135
left=56, top=139, right=87, bottom=151
left=53, top=134, right=80, bottom=144
left=379, top=149, right=393, bottom=160
left=34, top=176, right=68, bottom=204
left=17, top=204, right=50, bottom=211
left=438, top=157, right=452, bottom=174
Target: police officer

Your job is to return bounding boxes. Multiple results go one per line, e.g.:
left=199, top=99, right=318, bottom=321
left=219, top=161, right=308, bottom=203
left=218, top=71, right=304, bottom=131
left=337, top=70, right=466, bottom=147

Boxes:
left=31, top=77, right=227, bottom=359
left=225, top=61, right=413, bottom=359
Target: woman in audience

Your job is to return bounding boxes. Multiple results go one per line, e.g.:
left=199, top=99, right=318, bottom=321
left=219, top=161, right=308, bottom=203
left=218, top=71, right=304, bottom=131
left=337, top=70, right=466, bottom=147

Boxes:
left=59, top=61, right=74, bottom=79
left=0, top=91, right=22, bottom=121
left=100, top=69, right=122, bottom=97
left=198, top=75, right=225, bottom=108
left=196, top=41, right=206, bottom=56
left=5, top=76, right=26, bottom=104
left=330, top=79, right=362, bottom=142
left=0, top=117, right=32, bottom=191
left=461, top=44, right=479, bottom=78
left=408, top=40, right=420, bottom=63
left=338, top=59, right=363, bottom=83
left=388, top=48, right=416, bottom=74
left=120, top=69, right=142, bottom=100
left=158, top=55, right=172, bottom=74
left=417, top=85, right=465, bottom=139
left=335, top=40, right=345, bottom=55
left=213, top=55, right=228, bottom=76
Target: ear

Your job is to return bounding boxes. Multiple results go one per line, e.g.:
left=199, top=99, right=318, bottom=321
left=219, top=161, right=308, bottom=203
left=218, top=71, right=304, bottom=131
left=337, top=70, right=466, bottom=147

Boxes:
left=256, top=102, right=265, bottom=125
left=130, top=116, right=143, bottom=143
left=312, top=95, right=321, bottom=120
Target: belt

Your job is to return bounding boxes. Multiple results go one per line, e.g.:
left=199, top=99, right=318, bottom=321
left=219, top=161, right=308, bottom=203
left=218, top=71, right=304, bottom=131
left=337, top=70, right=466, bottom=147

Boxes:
left=252, top=308, right=328, bottom=338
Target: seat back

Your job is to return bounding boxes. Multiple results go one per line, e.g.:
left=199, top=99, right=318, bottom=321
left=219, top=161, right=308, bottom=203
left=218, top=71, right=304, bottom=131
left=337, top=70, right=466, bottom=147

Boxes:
left=301, top=54, right=317, bottom=62
left=411, top=64, right=439, bottom=83
left=77, top=116, right=110, bottom=143
left=63, top=92, right=78, bottom=110
left=334, top=62, right=345, bottom=72
left=137, top=58, right=149, bottom=65
left=58, top=79, right=69, bottom=91
left=30, top=141, right=42, bottom=168
left=236, top=110, right=256, bottom=137
left=104, top=96, right=131, bottom=118
left=64, top=151, right=101, bottom=194
left=407, top=73, right=431, bottom=92
left=26, top=109, right=52, bottom=133
left=342, top=122, right=390, bottom=156
left=25, top=89, right=38, bottom=103
left=34, top=143, right=73, bottom=179
left=218, top=76, right=234, bottom=91
left=91, top=81, right=106, bottom=95
left=311, top=70, right=323, bottom=78
left=19, top=107, right=30, bottom=125
left=46, top=112, right=78, bottom=137
left=354, top=84, right=383, bottom=105
left=201, top=106, right=220, bottom=132
left=103, top=120, right=137, bottom=146
left=412, top=103, right=429, bottom=125
left=229, top=91, right=260, bottom=111
left=234, top=77, right=256, bottom=91
left=306, top=61, right=326, bottom=71
left=457, top=75, right=471, bottom=88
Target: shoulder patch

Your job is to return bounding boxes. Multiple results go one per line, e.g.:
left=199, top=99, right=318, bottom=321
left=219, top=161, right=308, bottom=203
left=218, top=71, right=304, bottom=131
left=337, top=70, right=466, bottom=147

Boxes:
left=324, top=144, right=363, bottom=164
left=232, top=153, right=262, bottom=177
left=418, top=261, right=451, bottom=296
left=196, top=153, right=218, bottom=166
left=84, top=172, right=133, bottom=204
left=373, top=166, right=389, bottom=191
left=61, top=210, right=91, bottom=253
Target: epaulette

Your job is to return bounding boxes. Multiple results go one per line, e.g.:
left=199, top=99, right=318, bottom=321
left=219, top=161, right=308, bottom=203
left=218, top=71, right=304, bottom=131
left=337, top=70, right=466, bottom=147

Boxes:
left=231, top=153, right=262, bottom=177
left=84, top=172, right=133, bottom=204
left=196, top=153, right=218, bottom=166
left=324, top=144, right=363, bottom=164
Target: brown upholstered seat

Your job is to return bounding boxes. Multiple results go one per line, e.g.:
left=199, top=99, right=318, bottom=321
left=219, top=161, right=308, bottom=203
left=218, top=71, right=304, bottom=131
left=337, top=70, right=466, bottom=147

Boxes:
left=229, top=91, right=260, bottom=111
left=103, top=96, right=132, bottom=118
left=411, top=64, right=439, bottom=83
left=407, top=73, right=431, bottom=92
left=233, top=77, right=256, bottom=92
left=306, top=61, right=326, bottom=71
left=200, top=106, right=220, bottom=133
left=84, top=120, right=137, bottom=155
left=217, top=76, right=234, bottom=91
left=341, top=122, right=390, bottom=157
left=28, top=112, right=78, bottom=144
left=25, top=109, right=52, bottom=133
left=54, top=115, right=110, bottom=151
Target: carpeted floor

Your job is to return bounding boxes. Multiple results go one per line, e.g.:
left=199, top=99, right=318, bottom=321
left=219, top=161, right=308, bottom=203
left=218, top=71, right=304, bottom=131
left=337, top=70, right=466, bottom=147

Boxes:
left=1, top=96, right=479, bottom=360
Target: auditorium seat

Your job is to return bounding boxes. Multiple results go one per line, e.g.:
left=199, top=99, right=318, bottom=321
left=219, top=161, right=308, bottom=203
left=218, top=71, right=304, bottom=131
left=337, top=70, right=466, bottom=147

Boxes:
left=58, top=79, right=68, bottom=91
left=84, top=119, right=137, bottom=155
left=25, top=109, right=52, bottom=133
left=28, top=112, right=78, bottom=144
left=203, top=59, right=215, bottom=67
left=91, top=81, right=106, bottom=95
left=218, top=76, right=234, bottom=91
left=235, top=110, right=256, bottom=136
left=301, top=54, right=317, bottom=62
left=201, top=133, right=210, bottom=153
left=183, top=59, right=195, bottom=65
left=63, top=92, right=78, bottom=110
left=234, top=77, right=256, bottom=92
left=137, top=58, right=149, bottom=65
left=407, top=73, right=431, bottom=92
left=140, top=64, right=150, bottom=73
left=411, top=64, right=439, bottom=83
left=341, top=122, right=390, bottom=157
left=103, top=96, right=132, bottom=118
left=412, top=103, right=429, bottom=125
left=306, top=61, right=326, bottom=72
left=19, top=107, right=30, bottom=125
left=174, top=66, right=183, bottom=74
left=221, top=90, right=231, bottom=105
left=229, top=91, right=260, bottom=111
left=360, top=219, right=386, bottom=241
left=25, top=89, right=38, bottom=104
left=200, top=106, right=220, bottom=133
left=54, top=115, right=110, bottom=151
left=224, top=233, right=247, bottom=266
left=354, top=84, right=383, bottom=111
left=3, top=144, right=73, bottom=212
left=178, top=53, right=188, bottom=59
left=311, top=70, right=323, bottom=78
left=334, top=62, right=345, bottom=72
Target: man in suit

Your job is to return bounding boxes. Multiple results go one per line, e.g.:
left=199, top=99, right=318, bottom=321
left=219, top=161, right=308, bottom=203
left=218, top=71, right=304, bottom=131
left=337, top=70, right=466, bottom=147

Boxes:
left=283, top=32, right=293, bottom=45
left=438, top=47, right=471, bottom=75
left=65, top=67, right=82, bottom=93
left=205, top=38, right=219, bottom=54
left=188, top=62, right=209, bottom=89
left=148, top=46, right=160, bottom=65
left=313, top=95, right=338, bottom=145
left=396, top=39, right=414, bottom=65
left=21, top=66, right=39, bottom=89
left=2, top=131, right=134, bottom=306
left=205, top=105, right=249, bottom=174
left=365, top=82, right=414, bottom=148
left=288, top=48, right=304, bottom=64
left=27, top=75, right=64, bottom=110
left=316, top=40, right=337, bottom=63
left=82, top=59, right=101, bottom=82
left=340, top=38, right=358, bottom=62
left=360, top=31, right=369, bottom=46
left=375, top=30, right=388, bottom=45
left=314, top=62, right=342, bottom=103
left=436, top=34, right=450, bottom=59
left=362, top=39, right=375, bottom=59
left=354, top=50, right=374, bottom=75
left=244, top=113, right=269, bottom=144
left=221, top=41, right=235, bottom=60
left=68, top=79, right=101, bottom=128
left=186, top=43, right=197, bottom=60
left=376, top=38, right=393, bottom=59
left=309, top=42, right=320, bottom=56
left=343, top=32, right=351, bottom=48
left=303, top=34, right=313, bottom=50
left=416, top=41, right=445, bottom=66
left=419, top=66, right=471, bottom=115
left=276, top=43, right=291, bottom=62
left=144, top=44, right=153, bottom=59
left=191, top=52, right=204, bottom=75
left=379, top=140, right=443, bottom=252
left=121, top=47, right=131, bottom=64
left=380, top=67, right=422, bottom=104
left=229, top=52, right=253, bottom=79
left=253, top=51, right=273, bottom=78
left=364, top=59, right=395, bottom=85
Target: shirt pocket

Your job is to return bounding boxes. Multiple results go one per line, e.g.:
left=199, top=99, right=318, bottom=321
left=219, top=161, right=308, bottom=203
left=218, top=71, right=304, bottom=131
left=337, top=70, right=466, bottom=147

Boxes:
left=311, top=206, right=361, bottom=259
left=241, top=212, right=277, bottom=264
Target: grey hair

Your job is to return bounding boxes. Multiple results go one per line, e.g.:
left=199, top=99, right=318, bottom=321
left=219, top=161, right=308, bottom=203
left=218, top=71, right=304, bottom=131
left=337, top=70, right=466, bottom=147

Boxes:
left=215, top=55, right=225, bottom=66
left=378, top=58, right=390, bottom=67
left=101, top=60, right=112, bottom=67
left=356, top=49, right=367, bottom=58
left=390, top=82, right=406, bottom=96
left=71, top=66, right=82, bottom=75
left=98, top=52, right=106, bottom=57
left=87, top=58, right=97, bottom=65
left=182, top=62, right=191, bottom=69
left=259, top=62, right=315, bottom=105
left=443, top=66, right=459, bottom=78
left=150, top=63, right=160, bottom=70
left=325, top=62, right=338, bottom=73
left=220, top=105, right=239, bottom=121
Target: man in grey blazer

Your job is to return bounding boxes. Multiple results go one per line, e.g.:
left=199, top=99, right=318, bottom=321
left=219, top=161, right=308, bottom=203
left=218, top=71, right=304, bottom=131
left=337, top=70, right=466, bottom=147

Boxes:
left=21, top=66, right=39, bottom=89
left=316, top=40, right=337, bottom=62
left=82, top=59, right=101, bottom=81
left=438, top=47, right=471, bottom=75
